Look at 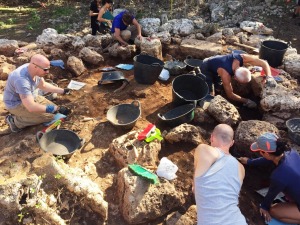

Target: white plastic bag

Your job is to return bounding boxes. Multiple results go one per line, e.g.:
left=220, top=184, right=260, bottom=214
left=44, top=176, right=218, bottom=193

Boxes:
left=158, top=69, right=170, bottom=81
left=156, top=157, right=178, bottom=180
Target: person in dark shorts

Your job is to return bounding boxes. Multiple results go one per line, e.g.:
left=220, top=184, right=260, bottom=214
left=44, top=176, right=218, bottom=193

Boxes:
left=89, top=0, right=100, bottom=35
left=97, top=0, right=114, bottom=34
left=200, top=52, right=276, bottom=108
left=239, top=133, right=300, bottom=224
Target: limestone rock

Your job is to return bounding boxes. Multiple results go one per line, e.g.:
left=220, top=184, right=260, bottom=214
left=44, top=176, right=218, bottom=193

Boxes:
left=165, top=205, right=197, bottom=225
left=156, top=31, right=171, bottom=45
left=260, top=85, right=300, bottom=112
left=159, top=19, right=194, bottom=37
left=36, top=28, right=72, bottom=49
left=140, top=38, right=162, bottom=60
left=32, top=154, right=108, bottom=220
left=240, top=21, right=273, bottom=35
left=284, top=54, right=300, bottom=79
left=50, top=48, right=67, bottom=60
left=79, top=47, right=104, bottom=65
left=0, top=39, right=19, bottom=57
left=164, top=123, right=206, bottom=145
left=117, top=168, right=185, bottom=224
left=109, top=130, right=161, bottom=168
left=0, top=62, right=16, bottom=80
left=207, top=95, right=241, bottom=126
left=67, top=56, right=86, bottom=77
left=234, top=120, right=279, bottom=157
left=139, top=18, right=161, bottom=36
left=71, top=36, right=85, bottom=50
left=180, top=39, right=223, bottom=59
left=206, top=32, right=223, bottom=44
left=108, top=43, right=136, bottom=60
left=83, top=34, right=102, bottom=47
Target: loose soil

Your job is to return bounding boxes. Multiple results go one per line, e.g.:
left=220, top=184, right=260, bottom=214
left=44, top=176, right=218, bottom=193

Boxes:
left=0, top=2, right=300, bottom=225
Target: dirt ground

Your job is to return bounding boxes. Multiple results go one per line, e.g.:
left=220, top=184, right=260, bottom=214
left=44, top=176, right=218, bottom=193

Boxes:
left=1, top=2, right=300, bottom=225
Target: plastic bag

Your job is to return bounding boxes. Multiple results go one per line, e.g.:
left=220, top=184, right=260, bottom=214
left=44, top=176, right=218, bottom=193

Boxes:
left=156, top=157, right=178, bottom=180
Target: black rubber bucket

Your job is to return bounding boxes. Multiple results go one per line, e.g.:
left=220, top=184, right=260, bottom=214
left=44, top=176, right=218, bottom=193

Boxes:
left=259, top=40, right=288, bottom=68
left=158, top=103, right=196, bottom=127
left=133, top=53, right=164, bottom=84
left=172, top=74, right=209, bottom=106
left=184, top=56, right=203, bottom=72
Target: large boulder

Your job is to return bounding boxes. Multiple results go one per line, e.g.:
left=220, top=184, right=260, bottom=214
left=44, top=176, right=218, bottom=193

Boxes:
left=0, top=39, right=19, bottom=57
left=234, top=120, right=279, bottom=157
left=0, top=62, right=16, bottom=80
left=108, top=43, right=136, bottom=60
left=240, top=21, right=273, bottom=35
left=164, top=123, right=206, bottom=145
left=109, top=130, right=161, bottom=168
left=79, top=47, right=104, bottom=65
left=284, top=54, right=300, bottom=79
left=36, top=28, right=72, bottom=49
left=159, top=19, right=194, bottom=37
left=71, top=36, right=85, bottom=50
left=117, top=167, right=185, bottom=224
left=180, top=39, right=223, bottom=59
left=165, top=205, right=197, bottom=225
left=156, top=31, right=171, bottom=45
left=207, top=95, right=241, bottom=126
left=83, top=34, right=102, bottom=47
left=67, top=56, right=86, bottom=77
left=139, top=18, right=161, bottom=36
left=260, top=85, right=300, bottom=112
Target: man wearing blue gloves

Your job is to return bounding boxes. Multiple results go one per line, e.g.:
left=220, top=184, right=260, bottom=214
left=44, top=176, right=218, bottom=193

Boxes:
left=3, top=54, right=71, bottom=132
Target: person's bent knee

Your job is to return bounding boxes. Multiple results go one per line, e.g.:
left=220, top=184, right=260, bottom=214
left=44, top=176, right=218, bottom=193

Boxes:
left=121, top=30, right=131, bottom=42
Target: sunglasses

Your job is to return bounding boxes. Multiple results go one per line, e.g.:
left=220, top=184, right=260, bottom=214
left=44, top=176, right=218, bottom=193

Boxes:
left=32, top=62, right=50, bottom=72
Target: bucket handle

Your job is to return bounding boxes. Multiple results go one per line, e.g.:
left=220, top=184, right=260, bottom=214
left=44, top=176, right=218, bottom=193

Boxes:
left=131, top=100, right=141, bottom=108
left=157, top=113, right=166, bottom=121
left=36, top=131, right=44, bottom=144
left=78, top=138, right=85, bottom=149
left=186, top=55, right=193, bottom=59
left=151, top=62, right=163, bottom=67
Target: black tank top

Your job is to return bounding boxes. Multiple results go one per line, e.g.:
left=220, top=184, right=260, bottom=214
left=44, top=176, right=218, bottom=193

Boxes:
left=206, top=53, right=244, bottom=77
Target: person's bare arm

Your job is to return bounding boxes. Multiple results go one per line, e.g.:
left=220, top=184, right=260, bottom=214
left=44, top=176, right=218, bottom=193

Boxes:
left=237, top=162, right=245, bottom=185
left=97, top=8, right=108, bottom=23
left=20, top=94, right=58, bottom=113
left=114, top=28, right=128, bottom=46
left=194, top=144, right=219, bottom=178
left=132, top=18, right=142, bottom=40
left=38, top=78, right=64, bottom=94
left=89, top=10, right=98, bottom=17
left=218, top=68, right=248, bottom=103
left=241, top=54, right=271, bottom=76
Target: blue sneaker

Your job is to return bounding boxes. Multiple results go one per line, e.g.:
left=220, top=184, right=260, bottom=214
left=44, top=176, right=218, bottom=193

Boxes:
left=5, top=115, right=22, bottom=133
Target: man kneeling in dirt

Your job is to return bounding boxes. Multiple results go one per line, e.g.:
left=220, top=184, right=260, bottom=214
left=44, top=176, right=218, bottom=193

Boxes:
left=111, top=10, right=142, bottom=47
left=200, top=52, right=277, bottom=108
left=194, top=124, right=247, bottom=225
left=3, top=54, right=71, bottom=132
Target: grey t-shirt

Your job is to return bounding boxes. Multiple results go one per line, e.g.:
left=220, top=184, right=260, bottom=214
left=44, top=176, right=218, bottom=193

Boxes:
left=3, top=63, right=41, bottom=109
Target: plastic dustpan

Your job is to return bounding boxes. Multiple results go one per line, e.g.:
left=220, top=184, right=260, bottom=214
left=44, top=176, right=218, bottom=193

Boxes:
left=128, top=164, right=159, bottom=184
left=50, top=60, right=65, bottom=69
left=115, top=64, right=134, bottom=70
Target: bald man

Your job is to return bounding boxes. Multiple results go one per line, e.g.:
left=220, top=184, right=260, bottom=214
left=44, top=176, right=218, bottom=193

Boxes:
left=200, top=52, right=277, bottom=108
left=193, top=124, right=247, bottom=225
left=3, top=54, right=71, bottom=132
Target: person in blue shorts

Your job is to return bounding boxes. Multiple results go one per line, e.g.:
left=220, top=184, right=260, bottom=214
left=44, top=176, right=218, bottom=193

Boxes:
left=111, top=10, right=142, bottom=46
left=200, top=52, right=276, bottom=108
left=239, top=133, right=300, bottom=224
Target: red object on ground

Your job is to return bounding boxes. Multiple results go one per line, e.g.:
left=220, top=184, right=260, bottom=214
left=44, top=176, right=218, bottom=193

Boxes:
left=138, top=123, right=156, bottom=141
left=261, top=67, right=280, bottom=76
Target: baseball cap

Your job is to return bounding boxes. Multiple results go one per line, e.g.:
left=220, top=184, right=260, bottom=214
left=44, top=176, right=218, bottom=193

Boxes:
left=250, top=133, right=278, bottom=152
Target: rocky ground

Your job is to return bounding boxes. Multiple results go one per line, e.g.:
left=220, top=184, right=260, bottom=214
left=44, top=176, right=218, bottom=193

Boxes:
left=0, top=0, right=300, bottom=225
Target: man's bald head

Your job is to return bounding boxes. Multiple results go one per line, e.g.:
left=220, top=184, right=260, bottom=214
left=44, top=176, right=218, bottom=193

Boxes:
left=30, top=54, right=50, bottom=67
left=212, top=124, right=234, bottom=146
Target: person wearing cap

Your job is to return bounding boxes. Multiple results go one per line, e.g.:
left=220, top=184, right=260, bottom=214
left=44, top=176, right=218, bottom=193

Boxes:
left=200, top=52, right=277, bottom=109
left=3, top=54, right=71, bottom=133
left=239, top=133, right=300, bottom=224
left=194, top=124, right=247, bottom=225
left=111, top=10, right=142, bottom=47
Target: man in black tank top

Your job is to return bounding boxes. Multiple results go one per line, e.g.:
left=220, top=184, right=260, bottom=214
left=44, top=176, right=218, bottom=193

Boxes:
left=200, top=52, right=276, bottom=109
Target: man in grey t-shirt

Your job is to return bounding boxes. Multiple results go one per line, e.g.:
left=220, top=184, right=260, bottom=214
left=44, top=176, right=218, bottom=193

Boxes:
left=3, top=54, right=71, bottom=132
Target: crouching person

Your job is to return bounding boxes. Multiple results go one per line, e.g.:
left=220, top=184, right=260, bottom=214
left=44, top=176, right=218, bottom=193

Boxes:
left=194, top=124, right=247, bottom=225
left=3, top=54, right=71, bottom=132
